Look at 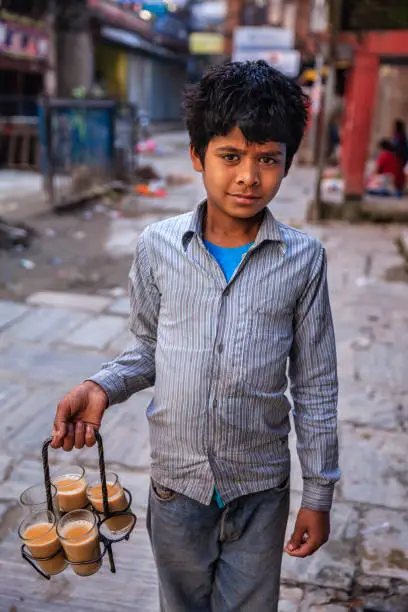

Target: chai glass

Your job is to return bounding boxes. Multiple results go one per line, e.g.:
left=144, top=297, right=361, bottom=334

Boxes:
left=57, top=509, right=102, bottom=577
left=19, top=510, right=67, bottom=575
left=53, top=465, right=88, bottom=513
left=20, top=483, right=60, bottom=517
left=87, top=472, right=133, bottom=535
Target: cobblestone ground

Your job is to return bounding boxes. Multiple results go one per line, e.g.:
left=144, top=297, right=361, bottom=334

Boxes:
left=0, top=134, right=407, bottom=611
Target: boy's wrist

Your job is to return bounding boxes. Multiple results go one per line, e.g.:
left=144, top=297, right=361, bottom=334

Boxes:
left=82, top=380, right=108, bottom=408
left=85, top=369, right=127, bottom=407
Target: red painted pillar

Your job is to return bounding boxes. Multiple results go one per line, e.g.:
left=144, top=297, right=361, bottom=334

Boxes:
left=341, top=52, right=379, bottom=200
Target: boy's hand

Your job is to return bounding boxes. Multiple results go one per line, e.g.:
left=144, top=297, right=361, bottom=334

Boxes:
left=51, top=381, right=108, bottom=451
left=285, top=508, right=330, bottom=557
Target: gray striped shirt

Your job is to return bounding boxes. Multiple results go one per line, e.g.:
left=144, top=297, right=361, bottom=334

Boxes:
left=90, top=204, right=340, bottom=512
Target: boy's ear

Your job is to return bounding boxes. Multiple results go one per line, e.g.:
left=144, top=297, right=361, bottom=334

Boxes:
left=190, top=145, right=204, bottom=173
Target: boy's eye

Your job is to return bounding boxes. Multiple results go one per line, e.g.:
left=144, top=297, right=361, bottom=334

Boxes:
left=221, top=154, right=240, bottom=162
left=260, top=156, right=278, bottom=165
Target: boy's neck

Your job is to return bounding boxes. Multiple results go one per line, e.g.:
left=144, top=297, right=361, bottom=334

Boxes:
left=203, top=203, right=264, bottom=248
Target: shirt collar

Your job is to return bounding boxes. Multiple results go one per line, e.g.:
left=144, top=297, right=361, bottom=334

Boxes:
left=182, top=201, right=284, bottom=251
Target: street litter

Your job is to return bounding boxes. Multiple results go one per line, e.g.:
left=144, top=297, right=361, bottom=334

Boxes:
left=351, top=336, right=372, bottom=351
left=49, top=257, right=62, bottom=267
left=0, top=218, right=35, bottom=250
left=108, top=210, right=123, bottom=219
left=83, top=210, right=93, bottom=221
left=355, top=276, right=375, bottom=288
left=360, top=522, right=390, bottom=535
left=44, top=228, right=56, bottom=237
left=135, top=180, right=168, bottom=197
left=93, top=203, right=107, bottom=214
left=72, top=230, right=86, bottom=240
left=105, top=287, right=127, bottom=298
left=19, top=259, right=36, bottom=270
left=136, top=139, right=157, bottom=153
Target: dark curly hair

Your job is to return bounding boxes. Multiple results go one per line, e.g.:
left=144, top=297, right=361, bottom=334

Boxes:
left=184, top=60, right=310, bottom=173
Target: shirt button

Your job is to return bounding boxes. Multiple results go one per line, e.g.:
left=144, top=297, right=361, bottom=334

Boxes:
left=218, top=343, right=224, bottom=353
left=224, top=288, right=230, bottom=296
left=213, top=399, right=218, bottom=408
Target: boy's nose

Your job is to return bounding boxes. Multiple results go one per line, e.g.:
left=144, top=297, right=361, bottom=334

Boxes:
left=236, top=161, right=260, bottom=187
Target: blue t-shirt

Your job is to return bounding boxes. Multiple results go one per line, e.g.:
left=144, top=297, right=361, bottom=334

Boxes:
left=204, top=240, right=254, bottom=283
left=204, top=239, right=254, bottom=508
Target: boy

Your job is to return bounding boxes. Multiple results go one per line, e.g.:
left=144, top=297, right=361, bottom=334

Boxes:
left=52, top=61, right=340, bottom=611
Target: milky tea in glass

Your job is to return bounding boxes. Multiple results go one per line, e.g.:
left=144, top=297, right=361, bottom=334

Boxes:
left=19, top=511, right=66, bottom=575
left=87, top=472, right=133, bottom=534
left=57, top=509, right=101, bottom=577
left=53, top=465, right=88, bottom=513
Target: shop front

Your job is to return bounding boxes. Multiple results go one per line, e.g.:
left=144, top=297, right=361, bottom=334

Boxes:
left=0, top=9, right=49, bottom=169
left=98, top=25, right=188, bottom=122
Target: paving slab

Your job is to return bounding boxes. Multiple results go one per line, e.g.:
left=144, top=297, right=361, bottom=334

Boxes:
left=278, top=586, right=304, bottom=611
left=0, top=306, right=91, bottom=344
left=106, top=327, right=134, bottom=354
left=64, top=315, right=128, bottom=350
left=337, top=387, right=407, bottom=431
left=0, top=454, right=12, bottom=482
left=1, top=458, right=46, bottom=505
left=282, top=494, right=359, bottom=591
left=0, top=342, right=106, bottom=386
left=300, top=588, right=349, bottom=612
left=0, top=300, right=30, bottom=331
left=26, top=291, right=113, bottom=313
left=360, top=507, right=408, bottom=583
left=107, top=297, right=131, bottom=317
left=340, top=424, right=407, bottom=510
left=352, top=340, right=408, bottom=394
left=0, top=384, right=72, bottom=455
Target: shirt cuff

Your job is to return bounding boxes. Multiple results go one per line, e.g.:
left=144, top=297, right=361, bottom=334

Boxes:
left=86, top=368, right=128, bottom=407
left=301, top=481, right=334, bottom=512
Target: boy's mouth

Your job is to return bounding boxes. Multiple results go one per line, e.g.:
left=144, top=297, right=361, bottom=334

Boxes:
left=228, top=193, right=262, bottom=204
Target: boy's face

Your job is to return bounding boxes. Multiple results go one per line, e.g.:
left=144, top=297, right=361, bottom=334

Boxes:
left=190, top=127, right=287, bottom=220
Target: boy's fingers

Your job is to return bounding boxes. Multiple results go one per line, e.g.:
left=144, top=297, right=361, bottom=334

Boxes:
left=51, top=420, right=67, bottom=449
left=85, top=423, right=97, bottom=447
left=285, top=538, right=320, bottom=558
left=285, top=526, right=304, bottom=552
left=63, top=423, right=75, bottom=452
left=74, top=421, right=86, bottom=449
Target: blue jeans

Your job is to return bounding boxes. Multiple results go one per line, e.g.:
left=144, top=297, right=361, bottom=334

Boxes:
left=147, top=478, right=290, bottom=612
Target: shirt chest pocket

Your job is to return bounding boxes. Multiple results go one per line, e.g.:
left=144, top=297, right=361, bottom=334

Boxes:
left=243, top=302, right=294, bottom=393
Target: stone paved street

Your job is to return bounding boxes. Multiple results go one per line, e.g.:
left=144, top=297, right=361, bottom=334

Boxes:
left=0, top=133, right=407, bottom=611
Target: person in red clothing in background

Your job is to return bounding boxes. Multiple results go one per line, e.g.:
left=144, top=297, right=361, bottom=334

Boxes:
left=375, top=139, right=406, bottom=196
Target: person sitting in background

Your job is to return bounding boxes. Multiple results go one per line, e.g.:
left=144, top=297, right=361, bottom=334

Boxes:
left=392, top=119, right=408, bottom=169
left=367, top=139, right=405, bottom=197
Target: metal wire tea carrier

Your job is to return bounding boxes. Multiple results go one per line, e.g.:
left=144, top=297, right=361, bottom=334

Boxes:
left=21, top=429, right=137, bottom=579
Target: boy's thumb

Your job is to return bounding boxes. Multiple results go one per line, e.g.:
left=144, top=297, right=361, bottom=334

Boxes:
left=287, top=525, right=304, bottom=551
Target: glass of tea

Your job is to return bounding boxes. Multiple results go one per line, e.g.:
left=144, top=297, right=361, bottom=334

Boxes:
left=87, top=472, right=133, bottom=536
left=57, top=509, right=102, bottom=577
left=53, top=465, right=88, bottom=513
left=19, top=510, right=67, bottom=576
left=20, top=483, right=60, bottom=517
